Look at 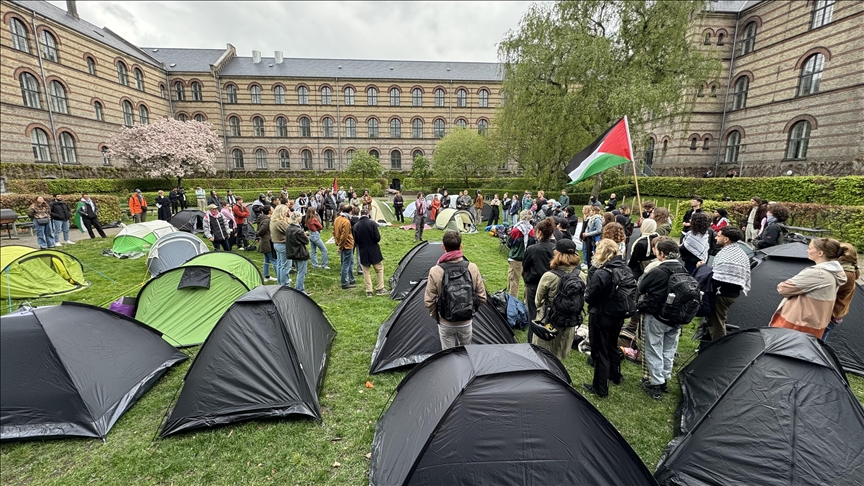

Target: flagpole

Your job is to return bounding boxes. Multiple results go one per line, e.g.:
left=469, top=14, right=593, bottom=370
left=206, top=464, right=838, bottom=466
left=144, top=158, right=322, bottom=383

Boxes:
left=623, top=116, right=643, bottom=213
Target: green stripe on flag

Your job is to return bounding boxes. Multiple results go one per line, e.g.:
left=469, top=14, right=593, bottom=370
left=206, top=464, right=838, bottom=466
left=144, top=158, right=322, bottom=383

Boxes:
left=568, top=152, right=631, bottom=185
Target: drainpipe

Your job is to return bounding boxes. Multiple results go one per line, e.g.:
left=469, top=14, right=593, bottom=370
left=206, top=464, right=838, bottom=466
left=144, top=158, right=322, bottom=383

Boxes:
left=214, top=71, right=229, bottom=170
left=335, top=74, right=341, bottom=170
left=29, top=9, right=63, bottom=176
left=714, top=11, right=741, bottom=174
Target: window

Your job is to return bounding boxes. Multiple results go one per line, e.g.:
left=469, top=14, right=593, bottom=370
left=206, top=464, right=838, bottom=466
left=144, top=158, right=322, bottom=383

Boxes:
left=732, top=76, right=749, bottom=110
left=703, top=138, right=710, bottom=150
left=94, top=101, right=103, bottom=121
left=117, top=62, right=128, bottom=86
left=434, top=88, right=445, bottom=107
left=412, top=150, right=423, bottom=160
left=299, top=117, right=311, bottom=137
left=456, top=89, right=467, bottom=107
left=177, top=113, right=187, bottom=122
left=40, top=30, right=58, bottom=62
left=174, top=82, right=185, bottom=101
left=478, top=119, right=488, bottom=136
left=48, top=81, right=68, bottom=114
left=456, top=119, right=467, bottom=129
left=31, top=128, right=50, bottom=161
left=390, top=119, right=401, bottom=138
left=645, top=138, right=655, bottom=166
left=368, top=118, right=379, bottom=138
left=367, top=87, right=378, bottom=106
left=19, top=73, right=41, bottom=108
left=250, top=85, right=261, bottom=104
left=346, top=149, right=355, bottom=164
left=191, top=81, right=202, bottom=101
left=434, top=119, right=445, bottom=138
left=194, top=114, right=205, bottom=123
left=798, top=54, right=824, bottom=96
left=256, top=149, right=267, bottom=169
left=159, top=84, right=166, bottom=99
left=724, top=131, right=741, bottom=163
left=298, top=86, right=309, bottom=104
left=321, top=86, right=332, bottom=105
left=786, top=121, right=811, bottom=159
left=232, top=149, right=244, bottom=169
left=696, top=85, right=704, bottom=97
left=9, top=18, right=29, bottom=53
left=301, top=149, right=312, bottom=169
left=228, top=116, right=240, bottom=136
left=717, top=33, right=725, bottom=46
left=122, top=100, right=134, bottom=126
left=59, top=132, right=76, bottom=164
left=739, top=22, right=756, bottom=55
left=344, top=86, right=355, bottom=105
left=86, top=56, right=96, bottom=75
left=390, top=87, right=400, bottom=106
left=274, top=85, right=285, bottom=104
left=369, top=149, right=379, bottom=159
left=412, top=88, right=422, bottom=106
left=322, top=117, right=334, bottom=138
left=139, top=105, right=149, bottom=124
left=710, top=84, right=717, bottom=97
left=226, top=84, right=237, bottom=103
left=278, top=149, right=290, bottom=169
left=324, top=149, right=335, bottom=170
left=703, top=32, right=711, bottom=45
left=134, top=68, right=144, bottom=91
left=412, top=119, right=423, bottom=138
left=252, top=116, right=264, bottom=136
left=345, top=118, right=356, bottom=138
left=276, top=117, right=288, bottom=137
left=662, top=140, right=668, bottom=152
left=390, top=150, right=401, bottom=170
left=690, top=137, right=698, bottom=150
left=812, top=0, right=834, bottom=29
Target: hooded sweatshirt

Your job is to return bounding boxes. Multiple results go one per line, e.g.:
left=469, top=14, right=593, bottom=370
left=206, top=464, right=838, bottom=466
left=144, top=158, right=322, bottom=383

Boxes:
left=770, top=260, right=848, bottom=338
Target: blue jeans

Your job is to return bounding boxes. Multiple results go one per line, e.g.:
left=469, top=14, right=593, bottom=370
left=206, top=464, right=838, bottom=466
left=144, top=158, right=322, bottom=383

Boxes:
left=35, top=220, right=55, bottom=248
left=294, top=259, right=308, bottom=292
left=822, top=318, right=839, bottom=342
left=262, top=252, right=274, bottom=278
left=340, top=248, right=355, bottom=286
left=510, top=213, right=518, bottom=225
left=309, top=231, right=328, bottom=267
left=643, top=314, right=681, bottom=386
left=273, top=242, right=289, bottom=286
left=53, top=219, right=70, bottom=242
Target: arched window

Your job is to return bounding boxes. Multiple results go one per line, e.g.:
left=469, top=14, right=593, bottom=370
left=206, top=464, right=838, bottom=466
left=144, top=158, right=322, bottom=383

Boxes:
left=412, top=150, right=423, bottom=160
left=174, top=81, right=185, bottom=101
left=690, top=136, right=699, bottom=150
left=703, top=137, right=710, bottom=150
left=278, top=149, right=290, bottom=169
left=710, top=83, right=717, bottom=97
left=645, top=138, right=655, bottom=166
left=252, top=116, right=264, bottom=136
left=456, top=88, right=467, bottom=107
left=276, top=116, right=288, bottom=137
left=662, top=139, right=668, bottom=152
left=139, top=105, right=149, bottom=124
left=390, top=87, right=400, bottom=106
left=812, top=0, right=835, bottom=29
left=346, top=149, right=355, bottom=164
left=739, top=22, right=756, bottom=55
left=434, top=88, right=445, bottom=107
left=322, top=117, right=334, bottom=138
left=724, top=131, right=741, bottom=163
left=479, top=89, right=489, bottom=107
left=696, top=85, right=704, bottom=97
left=732, top=76, right=749, bottom=110
left=368, top=118, right=379, bottom=138
left=434, top=119, right=445, bottom=138
left=194, top=114, right=205, bottom=123
left=48, top=80, right=68, bottom=114
left=94, top=101, right=104, bottom=121
left=274, top=85, right=285, bottom=104
left=456, top=119, right=467, bottom=129
left=255, top=149, right=267, bottom=169
left=412, top=88, right=422, bottom=107
left=159, top=84, right=166, bottom=99
left=9, top=18, right=30, bottom=53
left=40, top=30, right=58, bottom=62
left=299, top=117, right=311, bottom=137
left=412, top=119, right=423, bottom=139
left=298, top=86, right=309, bottom=105
left=798, top=54, right=824, bottom=96
left=86, top=56, right=96, bottom=75
left=58, top=132, right=77, bottom=164
left=19, top=73, right=41, bottom=108
left=177, top=113, right=187, bottom=122
left=30, top=128, right=50, bottom=161
left=228, top=116, right=240, bottom=136
left=122, top=100, right=134, bottom=126
left=703, top=32, right=711, bottom=45
left=345, top=118, right=356, bottom=138
left=117, top=62, right=128, bottom=86
left=786, top=121, right=811, bottom=159
left=717, top=33, right=725, bottom=46
left=390, top=150, right=402, bottom=170
left=250, top=85, right=261, bottom=104
left=301, top=149, right=312, bottom=169
left=191, top=81, right=202, bottom=101
left=369, top=149, right=379, bottom=159
left=367, top=87, right=378, bottom=106
left=344, top=86, right=355, bottom=105
left=321, top=86, right=332, bottom=105
left=324, top=149, right=335, bottom=170
left=390, top=119, right=401, bottom=138
left=478, top=119, right=488, bottom=136
left=134, top=68, right=145, bottom=91
left=232, top=149, right=244, bottom=169
left=226, top=84, right=237, bottom=104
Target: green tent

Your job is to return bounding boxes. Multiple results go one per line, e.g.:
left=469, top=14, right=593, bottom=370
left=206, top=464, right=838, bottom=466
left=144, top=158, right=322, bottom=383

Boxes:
left=434, top=208, right=477, bottom=234
left=111, top=220, right=177, bottom=255
left=370, top=199, right=396, bottom=224
left=1, top=245, right=89, bottom=299
left=134, top=252, right=263, bottom=346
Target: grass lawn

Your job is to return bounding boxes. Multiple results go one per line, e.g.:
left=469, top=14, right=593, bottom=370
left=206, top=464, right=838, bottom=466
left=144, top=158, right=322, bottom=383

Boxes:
left=2, top=226, right=862, bottom=485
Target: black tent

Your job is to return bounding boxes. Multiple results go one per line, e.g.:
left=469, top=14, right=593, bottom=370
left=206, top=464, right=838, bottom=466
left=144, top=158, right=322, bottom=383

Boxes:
left=389, top=241, right=444, bottom=300
left=725, top=242, right=864, bottom=376
left=655, top=328, right=864, bottom=486
left=370, top=344, right=658, bottom=486
left=480, top=202, right=491, bottom=221
left=159, top=286, right=336, bottom=437
left=169, top=209, right=204, bottom=234
left=0, top=302, right=187, bottom=441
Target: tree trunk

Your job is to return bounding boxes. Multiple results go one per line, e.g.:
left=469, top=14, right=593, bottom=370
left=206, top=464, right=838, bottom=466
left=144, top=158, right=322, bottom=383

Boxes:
left=177, top=176, right=183, bottom=188
left=591, top=173, right=603, bottom=197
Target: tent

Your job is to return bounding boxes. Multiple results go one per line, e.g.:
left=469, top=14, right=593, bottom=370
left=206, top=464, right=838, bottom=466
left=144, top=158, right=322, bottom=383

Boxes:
left=0, top=302, right=186, bottom=441
left=370, top=344, right=658, bottom=486
left=134, top=252, right=263, bottom=346
left=159, top=286, right=336, bottom=437
left=655, top=328, right=864, bottom=486
left=146, top=232, right=209, bottom=277
left=370, top=279, right=515, bottom=374
left=0, top=245, right=89, bottom=299
left=369, top=199, right=395, bottom=224
left=726, top=242, right=864, bottom=376
left=403, top=195, right=457, bottom=219
left=434, top=208, right=476, bottom=233
left=111, top=220, right=177, bottom=255
left=169, top=209, right=205, bottom=234
left=389, top=241, right=444, bottom=300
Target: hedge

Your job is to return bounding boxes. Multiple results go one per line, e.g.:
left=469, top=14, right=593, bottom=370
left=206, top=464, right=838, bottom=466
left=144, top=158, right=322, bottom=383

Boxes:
left=0, top=194, right=122, bottom=228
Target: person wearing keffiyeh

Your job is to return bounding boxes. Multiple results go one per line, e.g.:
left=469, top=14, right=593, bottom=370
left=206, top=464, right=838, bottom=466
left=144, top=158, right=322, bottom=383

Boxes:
left=680, top=212, right=711, bottom=275
left=698, top=226, right=751, bottom=341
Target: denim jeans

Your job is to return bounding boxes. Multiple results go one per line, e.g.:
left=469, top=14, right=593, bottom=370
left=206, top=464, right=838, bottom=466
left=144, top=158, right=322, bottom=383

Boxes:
left=273, top=242, right=289, bottom=286
left=309, top=231, right=328, bottom=267
left=52, top=219, right=70, bottom=242
left=643, top=314, right=681, bottom=386
left=262, top=252, right=274, bottom=278
left=510, top=213, right=518, bottom=225
left=294, top=259, right=308, bottom=292
left=822, top=318, right=839, bottom=342
left=35, top=220, right=55, bottom=249
left=340, top=248, right=355, bottom=286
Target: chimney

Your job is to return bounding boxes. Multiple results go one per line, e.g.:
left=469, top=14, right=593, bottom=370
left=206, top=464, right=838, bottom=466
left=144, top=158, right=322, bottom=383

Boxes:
left=252, top=50, right=261, bottom=64
left=275, top=51, right=283, bottom=64
left=66, top=0, right=79, bottom=20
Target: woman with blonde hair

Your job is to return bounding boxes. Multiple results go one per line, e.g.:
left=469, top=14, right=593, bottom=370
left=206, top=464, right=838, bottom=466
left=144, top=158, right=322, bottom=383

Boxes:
left=532, top=238, right=582, bottom=362
left=825, top=242, right=860, bottom=341
left=602, top=222, right=627, bottom=256
left=270, top=204, right=291, bottom=286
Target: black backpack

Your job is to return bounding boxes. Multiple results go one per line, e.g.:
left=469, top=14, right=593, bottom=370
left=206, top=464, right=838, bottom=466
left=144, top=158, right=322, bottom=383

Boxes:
left=544, top=270, right=585, bottom=328
left=605, top=266, right=638, bottom=318
left=437, top=261, right=477, bottom=322
left=658, top=269, right=702, bottom=325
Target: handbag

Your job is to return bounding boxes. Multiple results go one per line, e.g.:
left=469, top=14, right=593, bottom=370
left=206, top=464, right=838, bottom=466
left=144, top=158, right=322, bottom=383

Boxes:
left=35, top=218, right=50, bottom=225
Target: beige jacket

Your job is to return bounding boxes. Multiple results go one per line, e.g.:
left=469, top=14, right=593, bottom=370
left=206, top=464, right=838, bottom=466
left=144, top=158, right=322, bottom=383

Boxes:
left=534, top=265, right=580, bottom=323
left=770, top=260, right=847, bottom=338
left=424, top=257, right=487, bottom=326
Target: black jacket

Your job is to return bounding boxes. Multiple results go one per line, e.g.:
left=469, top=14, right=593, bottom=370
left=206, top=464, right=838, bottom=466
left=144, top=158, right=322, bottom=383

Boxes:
left=754, top=222, right=788, bottom=249
left=636, top=260, right=688, bottom=317
left=586, top=256, right=629, bottom=316
left=78, top=200, right=98, bottom=219
left=393, top=195, right=404, bottom=209
left=628, top=235, right=658, bottom=279
left=284, top=224, right=310, bottom=260
left=50, top=199, right=72, bottom=220
left=353, top=216, right=383, bottom=266
left=615, top=213, right=633, bottom=237
left=169, top=190, right=179, bottom=203
left=521, top=240, right=555, bottom=285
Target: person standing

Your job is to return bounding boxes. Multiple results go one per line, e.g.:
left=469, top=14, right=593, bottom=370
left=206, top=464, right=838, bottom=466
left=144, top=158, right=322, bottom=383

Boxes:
left=354, top=209, right=387, bottom=297
left=195, top=186, right=207, bottom=211
left=207, top=190, right=221, bottom=208
left=680, top=197, right=702, bottom=242
left=429, top=195, right=441, bottom=223
left=628, top=219, right=659, bottom=279
left=581, top=205, right=603, bottom=269
left=155, top=190, right=171, bottom=221
left=744, top=197, right=765, bottom=243
left=558, top=189, right=570, bottom=209
left=509, top=195, right=521, bottom=225
left=27, top=196, right=55, bottom=249
left=361, top=190, right=373, bottom=212
left=413, top=193, right=427, bottom=242
left=324, top=190, right=338, bottom=229
left=169, top=188, right=180, bottom=215
left=256, top=205, right=277, bottom=282
left=129, top=189, right=147, bottom=223
left=393, top=191, right=404, bottom=223
left=473, top=190, right=485, bottom=225
left=285, top=211, right=310, bottom=294
left=270, top=205, right=291, bottom=286
left=531, top=238, right=583, bottom=362
left=178, top=187, right=187, bottom=210
left=826, top=243, right=861, bottom=341
left=232, top=197, right=250, bottom=250
left=440, top=189, right=451, bottom=210
left=334, top=204, right=356, bottom=289
left=305, top=207, right=329, bottom=270
left=507, top=210, right=535, bottom=298
left=680, top=212, right=711, bottom=275
left=522, top=218, right=556, bottom=323
left=488, top=194, right=501, bottom=226
left=225, top=190, right=237, bottom=206
left=76, top=194, right=107, bottom=239
left=701, top=226, right=751, bottom=341
left=711, top=208, right=729, bottom=232
left=203, top=204, right=231, bottom=252
left=652, top=207, right=672, bottom=236
left=49, top=194, right=74, bottom=246
left=424, top=230, right=488, bottom=349
left=220, top=202, right=236, bottom=250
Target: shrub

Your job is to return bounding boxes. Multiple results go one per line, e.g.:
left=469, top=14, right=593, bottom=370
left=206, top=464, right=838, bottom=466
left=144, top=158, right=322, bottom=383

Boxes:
left=641, top=176, right=864, bottom=206
left=0, top=194, right=122, bottom=228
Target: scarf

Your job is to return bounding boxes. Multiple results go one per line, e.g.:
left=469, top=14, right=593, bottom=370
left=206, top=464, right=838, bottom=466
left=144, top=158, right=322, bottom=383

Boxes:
left=438, top=249, right=464, bottom=264
left=515, top=220, right=533, bottom=248
left=712, top=244, right=751, bottom=295
left=682, top=231, right=709, bottom=261
left=631, top=219, right=658, bottom=257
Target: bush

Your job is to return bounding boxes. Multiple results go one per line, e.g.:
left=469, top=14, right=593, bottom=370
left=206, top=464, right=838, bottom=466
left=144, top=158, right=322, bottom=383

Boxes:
left=641, top=176, right=864, bottom=206
left=0, top=194, right=122, bottom=228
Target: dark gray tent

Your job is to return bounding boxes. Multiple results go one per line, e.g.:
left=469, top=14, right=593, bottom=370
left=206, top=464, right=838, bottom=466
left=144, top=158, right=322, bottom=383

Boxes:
left=655, top=328, right=864, bottom=486
left=0, top=302, right=186, bottom=441
left=159, top=286, right=336, bottom=437
left=169, top=209, right=204, bottom=234
left=146, top=232, right=209, bottom=277
left=389, top=241, right=444, bottom=300
left=370, top=344, right=658, bottom=486
left=725, top=242, right=864, bottom=376
left=370, top=279, right=516, bottom=374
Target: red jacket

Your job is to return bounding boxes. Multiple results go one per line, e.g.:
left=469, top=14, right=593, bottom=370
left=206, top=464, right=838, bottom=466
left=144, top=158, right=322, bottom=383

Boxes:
left=128, top=194, right=146, bottom=215
left=232, top=204, right=250, bottom=225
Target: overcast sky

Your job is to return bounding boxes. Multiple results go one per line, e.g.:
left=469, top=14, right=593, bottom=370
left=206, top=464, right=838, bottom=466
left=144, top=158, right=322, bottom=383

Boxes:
left=48, top=1, right=535, bottom=62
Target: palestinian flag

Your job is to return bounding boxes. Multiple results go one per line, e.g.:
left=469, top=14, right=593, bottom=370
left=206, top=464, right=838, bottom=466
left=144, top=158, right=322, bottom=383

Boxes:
left=332, top=177, right=338, bottom=193
left=565, top=116, right=634, bottom=184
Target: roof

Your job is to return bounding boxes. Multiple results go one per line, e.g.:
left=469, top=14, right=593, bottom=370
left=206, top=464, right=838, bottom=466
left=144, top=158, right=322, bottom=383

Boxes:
left=708, top=0, right=763, bottom=13
left=12, top=0, right=162, bottom=67
left=142, top=47, right=227, bottom=73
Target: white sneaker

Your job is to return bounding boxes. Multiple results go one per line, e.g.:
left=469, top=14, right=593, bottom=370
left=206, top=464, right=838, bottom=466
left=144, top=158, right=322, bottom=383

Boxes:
left=265, top=277, right=277, bottom=282
left=65, top=240, right=75, bottom=245
left=53, top=242, right=62, bottom=247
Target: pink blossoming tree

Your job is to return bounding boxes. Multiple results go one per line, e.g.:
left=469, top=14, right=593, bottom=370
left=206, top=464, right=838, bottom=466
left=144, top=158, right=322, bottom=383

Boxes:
left=109, top=117, right=221, bottom=187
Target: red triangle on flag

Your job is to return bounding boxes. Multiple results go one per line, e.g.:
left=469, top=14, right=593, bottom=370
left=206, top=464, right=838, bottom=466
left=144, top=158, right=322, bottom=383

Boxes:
left=598, top=120, right=633, bottom=161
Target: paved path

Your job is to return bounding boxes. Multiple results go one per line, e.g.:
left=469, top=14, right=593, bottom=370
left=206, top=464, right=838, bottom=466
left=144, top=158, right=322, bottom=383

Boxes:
left=0, top=224, right=122, bottom=248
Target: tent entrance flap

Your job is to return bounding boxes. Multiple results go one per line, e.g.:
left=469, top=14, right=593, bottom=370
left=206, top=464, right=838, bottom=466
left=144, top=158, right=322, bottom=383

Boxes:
left=178, top=267, right=211, bottom=289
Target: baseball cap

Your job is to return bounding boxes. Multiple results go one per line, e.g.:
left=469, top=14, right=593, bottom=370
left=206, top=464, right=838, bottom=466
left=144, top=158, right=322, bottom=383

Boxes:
left=555, top=238, right=577, bottom=254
